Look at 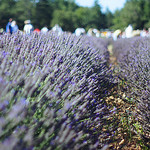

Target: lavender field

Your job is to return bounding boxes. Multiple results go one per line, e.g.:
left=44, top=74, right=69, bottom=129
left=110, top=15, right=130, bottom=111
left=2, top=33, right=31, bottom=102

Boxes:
left=112, top=37, right=150, bottom=149
left=0, top=32, right=149, bottom=150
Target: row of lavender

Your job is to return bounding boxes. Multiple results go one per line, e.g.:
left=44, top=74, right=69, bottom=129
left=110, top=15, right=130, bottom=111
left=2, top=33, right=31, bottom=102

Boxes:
left=0, top=31, right=116, bottom=150
left=113, top=37, right=150, bottom=147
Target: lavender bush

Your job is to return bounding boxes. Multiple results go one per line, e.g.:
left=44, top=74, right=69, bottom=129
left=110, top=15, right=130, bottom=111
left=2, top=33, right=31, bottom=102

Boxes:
left=0, top=31, right=116, bottom=149
left=113, top=37, right=150, bottom=147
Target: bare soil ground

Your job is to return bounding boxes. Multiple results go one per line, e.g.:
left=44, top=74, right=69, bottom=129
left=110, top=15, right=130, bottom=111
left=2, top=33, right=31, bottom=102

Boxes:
left=106, top=45, right=143, bottom=150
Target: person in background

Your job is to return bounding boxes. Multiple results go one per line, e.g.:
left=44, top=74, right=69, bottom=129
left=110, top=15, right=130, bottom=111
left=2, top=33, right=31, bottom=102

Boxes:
left=52, top=24, right=63, bottom=35
left=6, top=18, right=13, bottom=34
left=112, top=29, right=121, bottom=41
left=125, top=24, right=133, bottom=38
left=140, top=28, right=148, bottom=37
left=11, top=20, right=19, bottom=33
left=0, top=28, right=4, bottom=35
left=34, top=28, right=40, bottom=33
left=75, top=28, right=85, bottom=36
left=23, top=20, right=34, bottom=35
left=41, top=26, right=48, bottom=33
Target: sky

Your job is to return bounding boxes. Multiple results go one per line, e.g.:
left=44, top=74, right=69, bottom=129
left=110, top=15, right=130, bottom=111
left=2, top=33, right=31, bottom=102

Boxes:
left=75, top=0, right=126, bottom=13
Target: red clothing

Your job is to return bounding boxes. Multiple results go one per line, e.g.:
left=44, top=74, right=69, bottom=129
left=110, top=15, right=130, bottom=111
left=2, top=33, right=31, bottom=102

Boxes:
left=34, top=28, right=40, bottom=33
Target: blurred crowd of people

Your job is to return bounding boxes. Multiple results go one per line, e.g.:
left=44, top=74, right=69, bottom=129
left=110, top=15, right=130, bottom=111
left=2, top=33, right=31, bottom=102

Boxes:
left=74, top=24, right=150, bottom=40
left=0, top=18, right=64, bottom=35
left=1, top=18, right=150, bottom=40
left=112, top=25, right=150, bottom=40
left=5, top=18, right=18, bottom=34
left=3, top=18, right=64, bottom=35
left=0, top=18, right=51, bottom=35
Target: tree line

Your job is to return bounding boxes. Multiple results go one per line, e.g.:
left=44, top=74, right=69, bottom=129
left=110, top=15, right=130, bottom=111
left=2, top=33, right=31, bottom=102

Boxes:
left=0, top=0, right=150, bottom=32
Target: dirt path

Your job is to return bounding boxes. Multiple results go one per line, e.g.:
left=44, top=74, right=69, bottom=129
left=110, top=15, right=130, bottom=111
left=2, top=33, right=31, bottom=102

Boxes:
left=108, top=44, right=117, bottom=66
left=105, top=45, right=142, bottom=150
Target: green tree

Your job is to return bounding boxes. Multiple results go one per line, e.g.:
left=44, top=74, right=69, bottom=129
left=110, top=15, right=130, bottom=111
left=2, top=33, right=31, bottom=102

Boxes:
left=0, top=0, right=16, bottom=28
left=143, top=0, right=150, bottom=28
left=34, top=0, right=53, bottom=29
left=121, top=0, right=146, bottom=29
left=51, top=0, right=78, bottom=32
left=89, top=0, right=105, bottom=29
left=54, top=0, right=78, bottom=11
left=75, top=0, right=105, bottom=31
left=13, top=0, right=35, bottom=30
left=111, top=10, right=124, bottom=30
left=75, top=7, right=91, bottom=30
left=112, top=0, right=150, bottom=30
left=105, top=8, right=114, bottom=29
left=51, top=9, right=77, bottom=32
